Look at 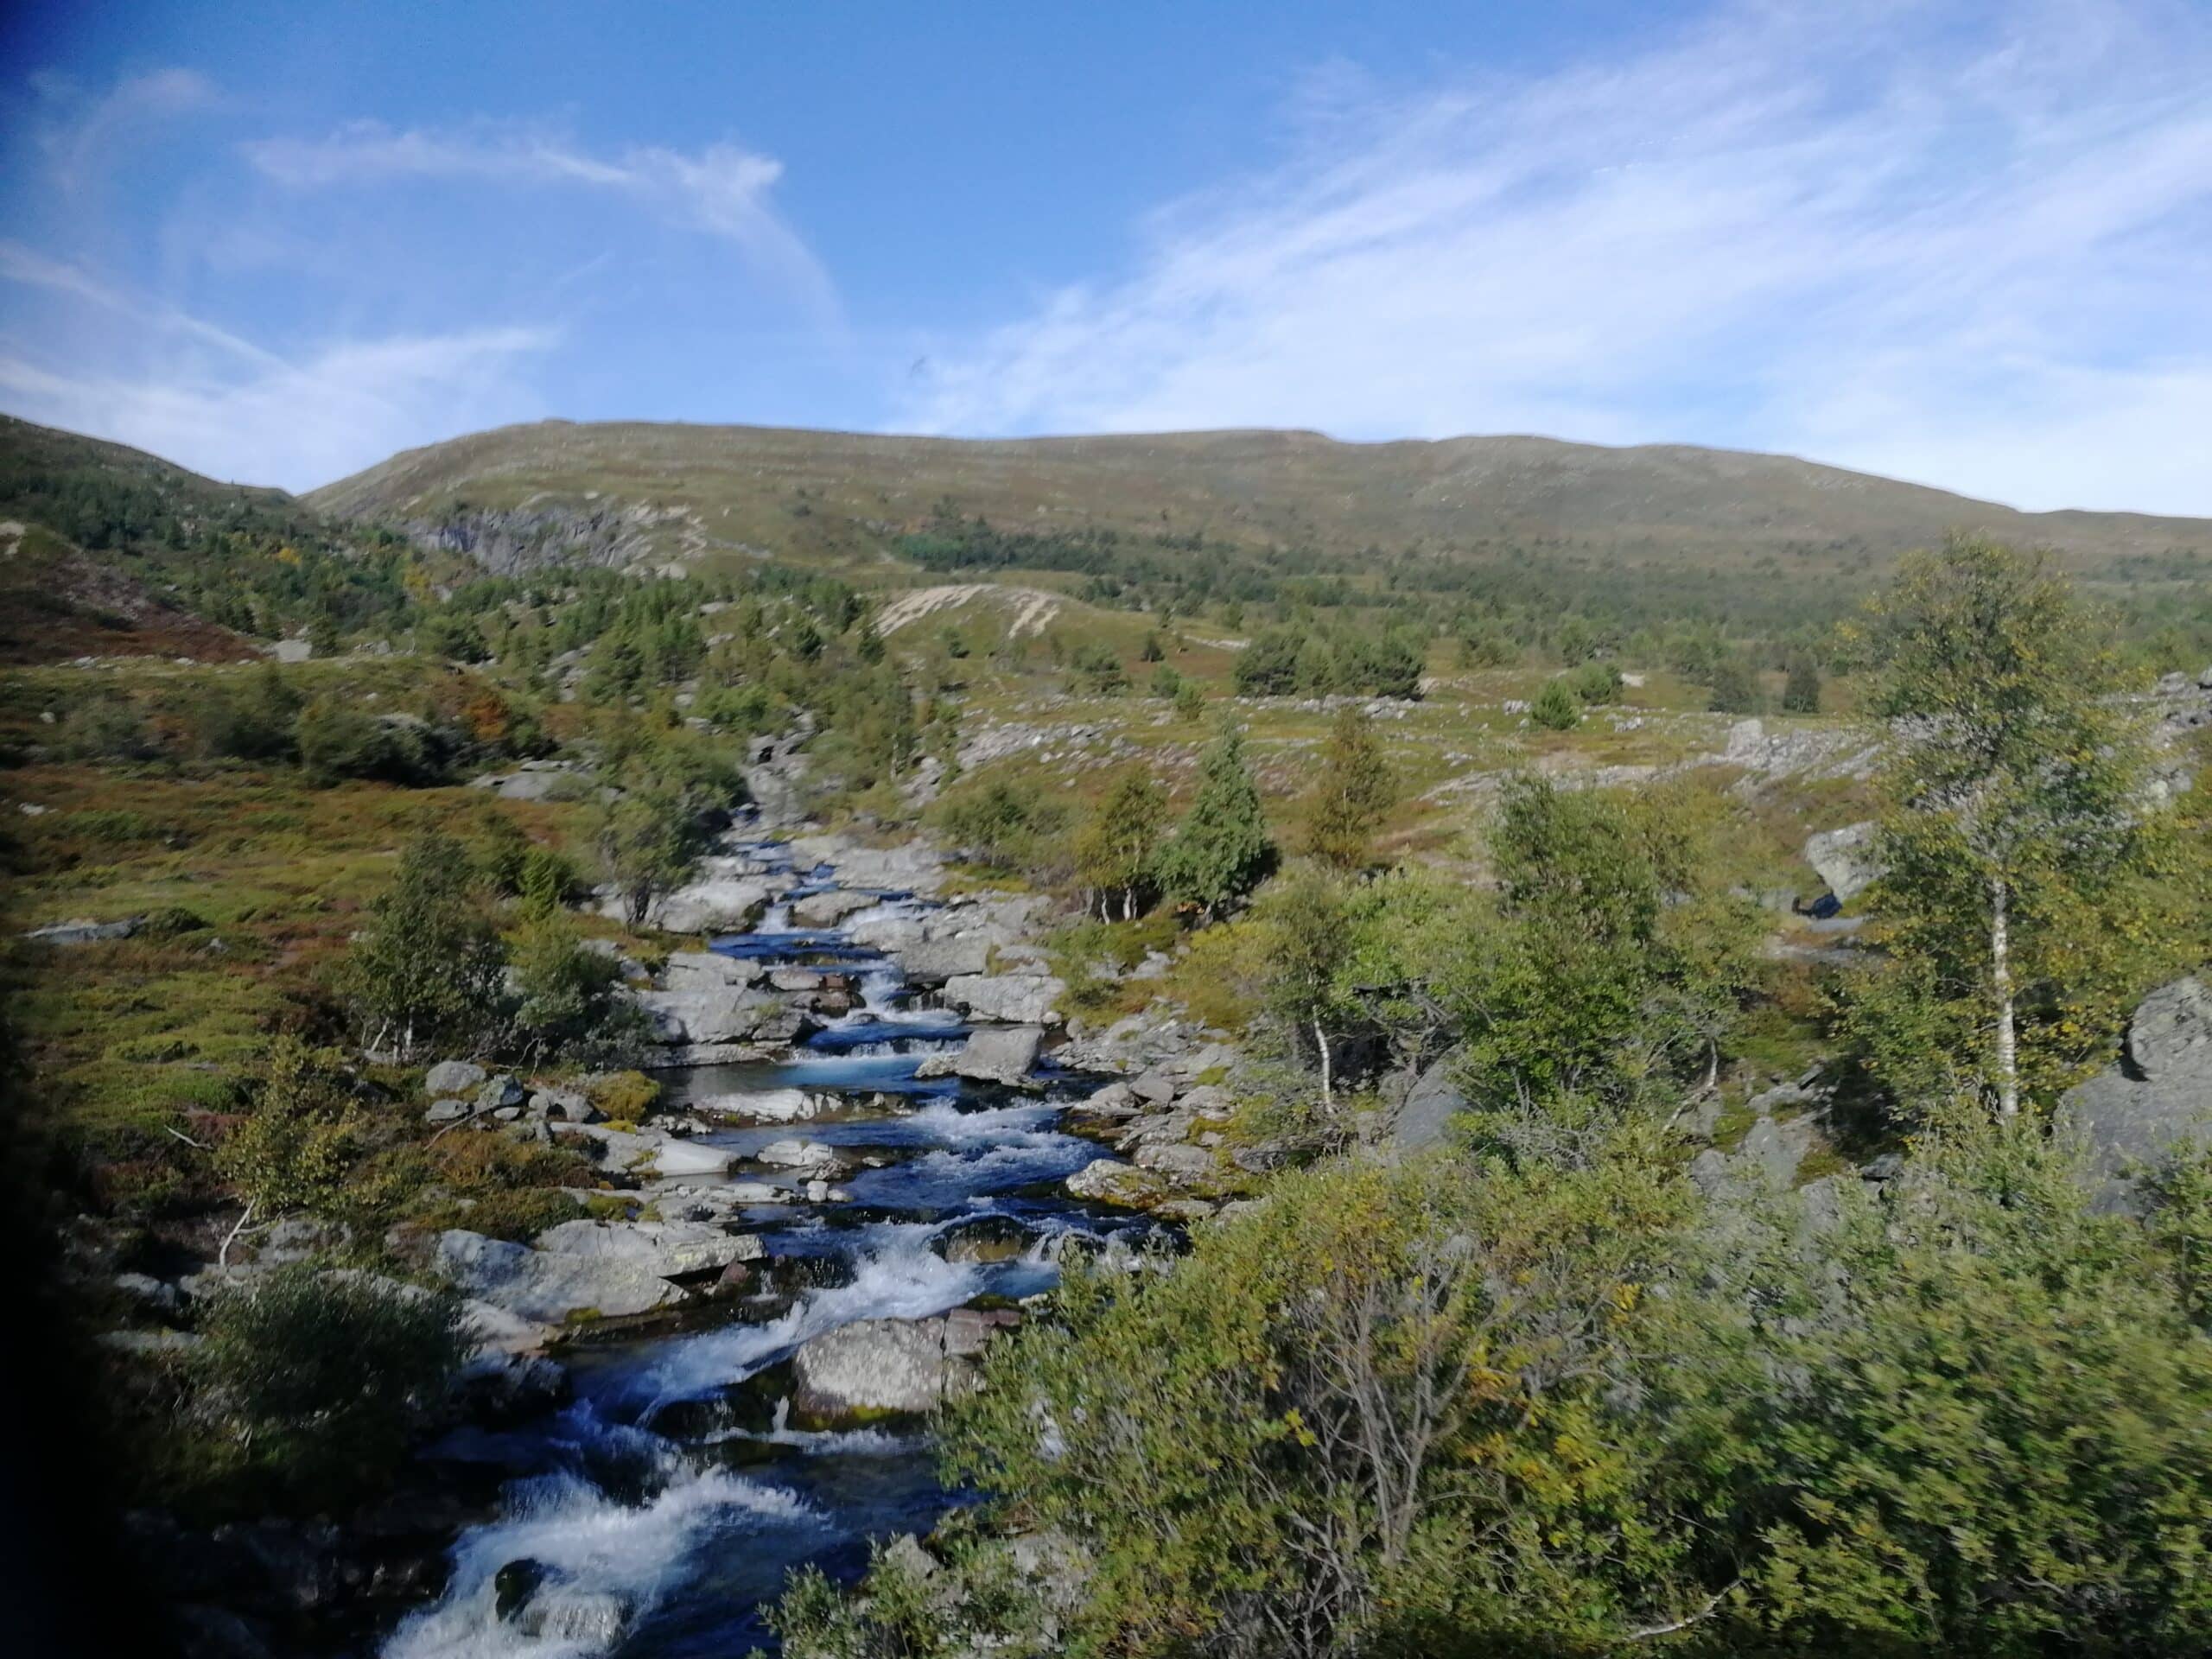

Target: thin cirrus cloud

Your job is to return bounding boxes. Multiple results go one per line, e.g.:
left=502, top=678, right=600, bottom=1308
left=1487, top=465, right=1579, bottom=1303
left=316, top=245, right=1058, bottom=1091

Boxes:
left=241, top=123, right=839, bottom=324
left=0, top=294, right=556, bottom=489
left=899, top=0, right=2212, bottom=516
left=31, top=65, right=219, bottom=188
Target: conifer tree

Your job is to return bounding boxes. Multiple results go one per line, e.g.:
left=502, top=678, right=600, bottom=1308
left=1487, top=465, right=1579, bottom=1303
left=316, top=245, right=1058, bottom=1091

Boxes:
left=1157, top=723, right=1275, bottom=919
left=1301, top=706, right=1398, bottom=869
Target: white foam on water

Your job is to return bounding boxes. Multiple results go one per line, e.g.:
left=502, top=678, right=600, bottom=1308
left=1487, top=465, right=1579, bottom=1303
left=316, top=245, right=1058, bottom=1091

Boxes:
left=382, top=1468, right=822, bottom=1659
left=904, top=1099, right=1062, bottom=1146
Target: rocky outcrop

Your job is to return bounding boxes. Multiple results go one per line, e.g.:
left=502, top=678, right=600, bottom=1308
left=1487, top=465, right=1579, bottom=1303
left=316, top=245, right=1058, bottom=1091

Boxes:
left=2059, top=976, right=2212, bottom=1212
left=789, top=1308, right=1016, bottom=1425
left=23, top=914, right=142, bottom=944
left=790, top=888, right=878, bottom=928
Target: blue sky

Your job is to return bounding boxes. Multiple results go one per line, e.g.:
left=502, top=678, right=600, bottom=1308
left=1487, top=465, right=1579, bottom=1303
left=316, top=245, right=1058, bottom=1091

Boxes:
left=2, top=1, right=2209, bottom=514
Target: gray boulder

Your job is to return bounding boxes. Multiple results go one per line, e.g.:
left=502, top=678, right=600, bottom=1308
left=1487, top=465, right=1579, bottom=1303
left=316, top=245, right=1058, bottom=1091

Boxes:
left=898, top=935, right=993, bottom=983
left=1066, top=1158, right=1166, bottom=1207
left=2126, top=976, right=2212, bottom=1078
left=790, top=1311, right=1014, bottom=1425
left=425, top=1097, right=474, bottom=1125
left=1134, top=1141, right=1215, bottom=1183
left=791, top=889, right=877, bottom=928
left=753, top=1138, right=847, bottom=1174
left=660, top=950, right=764, bottom=990
left=942, top=1025, right=1043, bottom=1087
left=2059, top=976, right=2212, bottom=1212
left=528, top=1087, right=602, bottom=1123
left=424, top=1059, right=488, bottom=1096
left=1804, top=820, right=1884, bottom=904
left=1393, top=1048, right=1468, bottom=1152
left=432, top=1230, right=684, bottom=1323
left=533, top=1218, right=762, bottom=1278
left=475, top=1075, right=527, bottom=1113
left=695, top=1086, right=830, bottom=1123
left=943, top=972, right=1065, bottom=1026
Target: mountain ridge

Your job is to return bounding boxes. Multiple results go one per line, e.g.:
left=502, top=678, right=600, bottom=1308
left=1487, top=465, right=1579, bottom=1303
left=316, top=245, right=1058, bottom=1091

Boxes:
left=303, top=417, right=2212, bottom=581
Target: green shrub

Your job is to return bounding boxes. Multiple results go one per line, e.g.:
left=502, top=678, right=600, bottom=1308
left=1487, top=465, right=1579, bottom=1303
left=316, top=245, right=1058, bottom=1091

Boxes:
left=193, top=1264, right=467, bottom=1487
left=296, top=701, right=448, bottom=786
left=1529, top=677, right=1581, bottom=730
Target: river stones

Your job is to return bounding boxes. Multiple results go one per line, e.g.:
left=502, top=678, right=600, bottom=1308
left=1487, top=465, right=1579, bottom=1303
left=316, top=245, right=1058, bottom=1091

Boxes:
left=790, top=888, right=877, bottom=928
left=553, top=1123, right=734, bottom=1178
left=695, top=1086, right=830, bottom=1123
left=753, top=1138, right=848, bottom=1174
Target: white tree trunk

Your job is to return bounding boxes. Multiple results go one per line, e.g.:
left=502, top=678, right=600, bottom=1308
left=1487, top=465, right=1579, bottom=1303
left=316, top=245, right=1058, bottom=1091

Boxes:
left=1314, top=1016, right=1334, bottom=1109
left=1991, top=875, right=2018, bottom=1119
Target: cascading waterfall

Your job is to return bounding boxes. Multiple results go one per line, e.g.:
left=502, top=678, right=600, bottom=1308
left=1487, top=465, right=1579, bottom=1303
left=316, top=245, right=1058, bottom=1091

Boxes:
left=379, top=843, right=1132, bottom=1658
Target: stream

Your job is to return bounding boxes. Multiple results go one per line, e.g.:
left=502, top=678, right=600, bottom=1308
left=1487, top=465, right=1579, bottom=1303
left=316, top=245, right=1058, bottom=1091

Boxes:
left=378, top=840, right=1141, bottom=1657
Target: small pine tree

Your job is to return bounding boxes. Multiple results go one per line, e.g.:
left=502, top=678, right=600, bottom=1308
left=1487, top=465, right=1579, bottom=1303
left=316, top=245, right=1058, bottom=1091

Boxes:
left=1173, top=681, right=1207, bottom=723
left=1530, top=678, right=1582, bottom=730
left=1073, top=768, right=1170, bottom=919
left=1301, top=707, right=1398, bottom=869
left=1157, top=724, right=1276, bottom=920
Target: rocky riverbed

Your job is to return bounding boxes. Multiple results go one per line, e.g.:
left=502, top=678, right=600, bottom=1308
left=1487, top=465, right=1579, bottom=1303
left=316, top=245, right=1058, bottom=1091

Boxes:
left=116, top=825, right=1250, bottom=1657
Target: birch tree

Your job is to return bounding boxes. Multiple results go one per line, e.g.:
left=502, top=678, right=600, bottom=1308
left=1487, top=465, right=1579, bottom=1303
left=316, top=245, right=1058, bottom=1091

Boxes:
left=1854, top=536, right=2152, bottom=1119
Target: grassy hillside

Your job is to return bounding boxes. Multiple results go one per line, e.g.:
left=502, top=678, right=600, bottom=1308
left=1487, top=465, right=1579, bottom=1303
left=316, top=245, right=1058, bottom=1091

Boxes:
left=307, top=418, right=2212, bottom=603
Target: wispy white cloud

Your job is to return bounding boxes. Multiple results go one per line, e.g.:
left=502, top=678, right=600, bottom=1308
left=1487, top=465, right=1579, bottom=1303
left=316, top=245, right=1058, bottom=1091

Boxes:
left=901, top=0, right=2212, bottom=515
left=0, top=246, right=554, bottom=489
left=243, top=123, right=837, bottom=321
left=35, top=67, right=219, bottom=187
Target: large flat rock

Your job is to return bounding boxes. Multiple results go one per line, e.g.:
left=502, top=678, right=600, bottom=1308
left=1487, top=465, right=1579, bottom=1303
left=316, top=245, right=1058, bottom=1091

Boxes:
left=434, top=1230, right=685, bottom=1323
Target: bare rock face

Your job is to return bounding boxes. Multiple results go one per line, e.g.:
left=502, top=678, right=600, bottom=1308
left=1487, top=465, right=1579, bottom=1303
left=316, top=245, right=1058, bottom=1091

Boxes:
left=2060, top=976, right=2212, bottom=1213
